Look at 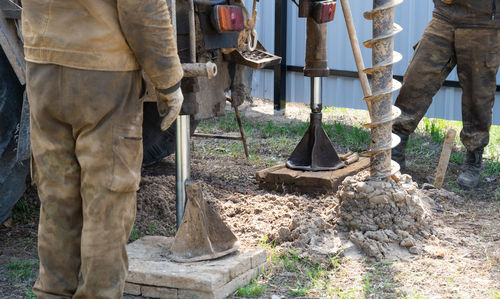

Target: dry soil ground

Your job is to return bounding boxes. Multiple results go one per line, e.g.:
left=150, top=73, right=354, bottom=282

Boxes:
left=1, top=99, right=499, bottom=298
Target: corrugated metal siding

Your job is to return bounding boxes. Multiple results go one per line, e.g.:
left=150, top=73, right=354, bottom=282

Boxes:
left=244, top=0, right=500, bottom=125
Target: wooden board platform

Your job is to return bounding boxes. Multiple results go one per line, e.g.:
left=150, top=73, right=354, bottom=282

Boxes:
left=256, top=158, right=370, bottom=194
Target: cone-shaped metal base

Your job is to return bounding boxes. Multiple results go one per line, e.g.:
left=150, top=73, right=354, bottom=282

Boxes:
left=170, top=182, right=239, bottom=263
left=286, top=113, right=345, bottom=171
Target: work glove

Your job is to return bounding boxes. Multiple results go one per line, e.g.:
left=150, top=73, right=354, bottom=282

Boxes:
left=157, top=87, right=184, bottom=131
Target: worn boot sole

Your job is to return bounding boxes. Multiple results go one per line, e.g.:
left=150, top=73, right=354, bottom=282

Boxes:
left=456, top=173, right=480, bottom=189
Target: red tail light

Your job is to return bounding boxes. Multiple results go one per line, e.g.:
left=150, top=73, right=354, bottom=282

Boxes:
left=313, top=1, right=336, bottom=24
left=212, top=5, right=245, bottom=33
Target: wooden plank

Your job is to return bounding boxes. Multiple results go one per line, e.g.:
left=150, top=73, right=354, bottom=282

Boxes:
left=434, top=129, right=456, bottom=189
left=0, top=9, right=25, bottom=84
left=257, top=157, right=370, bottom=194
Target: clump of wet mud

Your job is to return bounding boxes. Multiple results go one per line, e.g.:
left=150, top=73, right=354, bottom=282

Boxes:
left=337, top=170, right=435, bottom=260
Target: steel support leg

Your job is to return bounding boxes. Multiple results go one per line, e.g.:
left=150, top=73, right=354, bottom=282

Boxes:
left=286, top=77, right=344, bottom=171
left=175, top=115, right=190, bottom=229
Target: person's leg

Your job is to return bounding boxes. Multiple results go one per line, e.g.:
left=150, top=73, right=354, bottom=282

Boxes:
left=455, top=28, right=499, bottom=188
left=66, top=68, right=143, bottom=299
left=29, top=63, right=83, bottom=299
left=392, top=17, right=456, bottom=168
left=393, top=17, right=456, bottom=135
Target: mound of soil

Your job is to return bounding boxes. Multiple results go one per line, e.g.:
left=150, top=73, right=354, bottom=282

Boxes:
left=337, top=171, right=435, bottom=260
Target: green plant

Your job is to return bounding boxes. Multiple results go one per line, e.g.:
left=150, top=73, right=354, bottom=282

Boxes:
left=287, top=281, right=309, bottom=296
left=6, top=260, right=38, bottom=282
left=23, top=287, right=36, bottom=299
left=129, top=225, right=141, bottom=242
left=327, top=122, right=370, bottom=152
left=236, top=279, right=266, bottom=297
left=328, top=250, right=343, bottom=270
left=279, top=250, right=300, bottom=272
left=484, top=161, right=500, bottom=176
left=147, top=223, right=158, bottom=235
left=11, top=197, right=36, bottom=224
left=450, top=152, right=464, bottom=164
left=363, top=276, right=375, bottom=294
left=494, top=187, right=500, bottom=200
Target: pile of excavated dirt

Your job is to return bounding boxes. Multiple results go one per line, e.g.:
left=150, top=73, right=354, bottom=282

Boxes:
left=136, top=157, right=350, bottom=261
left=336, top=171, right=435, bottom=260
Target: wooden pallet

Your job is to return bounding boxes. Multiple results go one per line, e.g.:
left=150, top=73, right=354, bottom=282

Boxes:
left=256, top=157, right=370, bottom=194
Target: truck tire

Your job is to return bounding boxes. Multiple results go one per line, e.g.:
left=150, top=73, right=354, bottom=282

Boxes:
left=142, top=102, right=199, bottom=167
left=0, top=49, right=28, bottom=223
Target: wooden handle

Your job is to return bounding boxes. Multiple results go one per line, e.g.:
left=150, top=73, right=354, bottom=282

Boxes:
left=434, top=129, right=457, bottom=188
left=340, top=0, right=371, bottom=97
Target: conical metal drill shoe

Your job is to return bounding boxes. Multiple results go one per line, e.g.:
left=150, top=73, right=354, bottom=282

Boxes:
left=286, top=113, right=345, bottom=171
left=170, top=182, right=239, bottom=263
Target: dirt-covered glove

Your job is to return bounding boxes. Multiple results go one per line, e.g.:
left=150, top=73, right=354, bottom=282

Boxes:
left=157, top=87, right=184, bottom=131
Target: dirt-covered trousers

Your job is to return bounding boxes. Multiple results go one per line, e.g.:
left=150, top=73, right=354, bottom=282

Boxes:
left=27, top=62, right=143, bottom=299
left=393, top=17, right=500, bottom=152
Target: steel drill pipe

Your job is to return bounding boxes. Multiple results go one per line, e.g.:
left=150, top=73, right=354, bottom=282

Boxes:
left=304, top=17, right=329, bottom=77
left=362, top=0, right=403, bottom=179
left=182, top=62, right=218, bottom=78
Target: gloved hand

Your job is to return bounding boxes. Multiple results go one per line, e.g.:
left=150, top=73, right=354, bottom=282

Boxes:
left=157, top=87, right=184, bottom=131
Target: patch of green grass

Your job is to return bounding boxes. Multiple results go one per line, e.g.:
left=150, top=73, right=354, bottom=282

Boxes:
left=325, top=122, right=370, bottom=152
left=484, top=161, right=500, bottom=176
left=147, top=223, right=158, bottom=235
left=236, top=279, right=266, bottom=297
left=279, top=250, right=300, bottom=272
left=322, top=106, right=337, bottom=114
left=6, top=260, right=38, bottom=282
left=363, top=275, right=375, bottom=294
left=23, top=287, right=36, bottom=299
left=494, top=187, right=500, bottom=200
left=287, top=281, right=309, bottom=296
left=11, top=197, right=36, bottom=224
left=450, top=152, right=464, bottom=164
left=260, top=121, right=309, bottom=139
left=423, top=118, right=447, bottom=144
left=446, top=181, right=466, bottom=197
left=129, top=225, right=141, bottom=242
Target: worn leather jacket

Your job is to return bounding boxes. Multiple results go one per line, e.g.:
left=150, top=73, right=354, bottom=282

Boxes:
left=433, top=0, right=500, bottom=28
left=22, top=0, right=183, bottom=90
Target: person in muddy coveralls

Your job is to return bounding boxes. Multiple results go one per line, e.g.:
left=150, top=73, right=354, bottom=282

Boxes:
left=392, top=0, right=499, bottom=189
left=22, top=0, right=183, bottom=297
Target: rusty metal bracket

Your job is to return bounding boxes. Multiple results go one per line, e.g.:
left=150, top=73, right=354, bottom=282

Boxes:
left=192, top=96, right=250, bottom=159
left=225, top=41, right=281, bottom=69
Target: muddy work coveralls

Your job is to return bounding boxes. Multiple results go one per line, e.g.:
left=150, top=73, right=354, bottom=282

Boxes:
left=393, top=0, right=500, bottom=152
left=22, top=0, right=182, bottom=298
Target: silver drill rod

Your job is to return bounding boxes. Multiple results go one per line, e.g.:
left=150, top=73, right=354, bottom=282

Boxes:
left=175, top=0, right=197, bottom=228
left=175, top=114, right=190, bottom=229
left=311, top=77, right=322, bottom=113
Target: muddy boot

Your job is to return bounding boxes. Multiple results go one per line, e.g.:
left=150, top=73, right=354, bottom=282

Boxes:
left=457, top=148, right=483, bottom=189
left=392, top=131, right=409, bottom=170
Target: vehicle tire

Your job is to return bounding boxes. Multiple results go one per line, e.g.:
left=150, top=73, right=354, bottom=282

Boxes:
left=0, top=49, right=28, bottom=223
left=142, top=102, right=199, bottom=167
